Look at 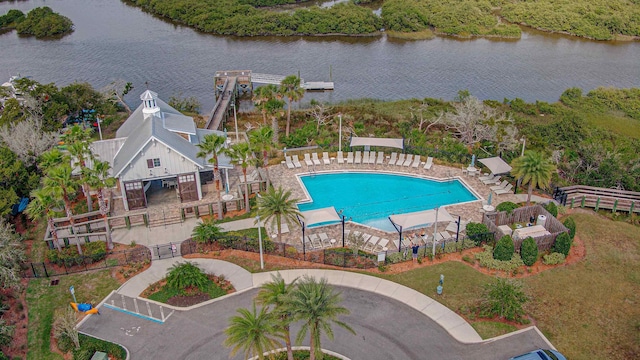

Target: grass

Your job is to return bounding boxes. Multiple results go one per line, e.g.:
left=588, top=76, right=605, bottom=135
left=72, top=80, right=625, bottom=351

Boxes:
left=147, top=280, right=226, bottom=304
left=26, top=270, right=120, bottom=360
left=471, top=321, right=518, bottom=339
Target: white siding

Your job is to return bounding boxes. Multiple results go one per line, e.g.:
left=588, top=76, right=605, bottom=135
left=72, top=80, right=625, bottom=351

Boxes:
left=120, top=139, right=201, bottom=182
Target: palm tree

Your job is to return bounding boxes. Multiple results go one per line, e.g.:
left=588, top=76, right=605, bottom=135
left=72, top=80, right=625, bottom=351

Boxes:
left=280, top=75, right=305, bottom=137
left=256, top=273, right=298, bottom=360
left=249, top=126, right=275, bottom=188
left=290, top=276, right=355, bottom=360
left=265, top=96, right=285, bottom=145
left=25, top=188, right=64, bottom=251
left=38, top=148, right=66, bottom=171
left=62, top=125, right=95, bottom=211
left=253, top=85, right=277, bottom=125
left=224, top=302, right=281, bottom=360
left=86, top=160, right=116, bottom=249
left=257, top=186, right=301, bottom=253
left=510, top=150, right=556, bottom=206
left=196, top=133, right=226, bottom=191
left=191, top=218, right=223, bottom=244
left=44, top=164, right=83, bottom=255
left=224, top=142, right=252, bottom=211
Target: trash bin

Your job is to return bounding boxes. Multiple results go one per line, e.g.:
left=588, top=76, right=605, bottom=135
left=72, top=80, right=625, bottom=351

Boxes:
left=537, top=214, right=547, bottom=226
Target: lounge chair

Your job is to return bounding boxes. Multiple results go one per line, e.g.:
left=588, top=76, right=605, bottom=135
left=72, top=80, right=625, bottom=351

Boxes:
left=490, top=180, right=509, bottom=191
left=403, top=154, right=413, bottom=167
left=373, top=238, right=390, bottom=253
left=319, top=233, right=332, bottom=247
left=312, top=152, right=321, bottom=166
left=354, top=151, right=362, bottom=164
left=478, top=173, right=495, bottom=181
left=304, top=153, right=313, bottom=166
left=445, top=220, right=468, bottom=234
left=337, top=151, right=344, bottom=164
left=411, top=155, right=421, bottom=168
left=395, top=153, right=405, bottom=166
left=424, top=156, right=433, bottom=170
left=292, top=155, right=302, bottom=168
left=346, top=152, right=354, bottom=164
left=482, top=175, right=501, bottom=185
left=388, top=152, right=397, bottom=165
left=303, top=236, right=314, bottom=250
left=322, top=152, right=331, bottom=165
left=369, top=151, right=376, bottom=164
left=376, top=151, right=384, bottom=165
left=285, top=156, right=295, bottom=169
left=362, top=151, right=369, bottom=164
left=344, top=229, right=351, bottom=246
left=309, top=234, right=322, bottom=249
left=494, top=183, right=513, bottom=195
left=364, top=236, right=380, bottom=252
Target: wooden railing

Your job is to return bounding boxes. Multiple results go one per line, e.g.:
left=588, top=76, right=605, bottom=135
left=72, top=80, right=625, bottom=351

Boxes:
left=554, top=185, right=640, bottom=213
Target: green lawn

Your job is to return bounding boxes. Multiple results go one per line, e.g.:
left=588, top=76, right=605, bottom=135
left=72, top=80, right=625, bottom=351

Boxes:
left=26, top=270, right=120, bottom=360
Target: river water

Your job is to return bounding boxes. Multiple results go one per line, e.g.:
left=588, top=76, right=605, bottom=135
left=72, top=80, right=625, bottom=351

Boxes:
left=1, top=0, right=638, bottom=111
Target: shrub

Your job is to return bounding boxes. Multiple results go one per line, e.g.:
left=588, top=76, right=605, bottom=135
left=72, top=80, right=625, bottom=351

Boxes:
left=475, top=245, right=524, bottom=272
left=543, top=252, right=566, bottom=265
left=83, top=242, right=107, bottom=263
left=544, top=202, right=558, bottom=217
left=46, top=242, right=106, bottom=267
left=563, top=217, right=576, bottom=241
left=72, top=334, right=126, bottom=360
left=495, top=201, right=519, bottom=214
left=520, top=237, right=538, bottom=266
left=553, top=232, right=572, bottom=257
left=191, top=218, right=223, bottom=243
left=165, top=262, right=209, bottom=293
left=386, top=251, right=409, bottom=264
left=466, top=222, right=492, bottom=245
left=479, top=278, right=528, bottom=323
left=493, top=235, right=515, bottom=261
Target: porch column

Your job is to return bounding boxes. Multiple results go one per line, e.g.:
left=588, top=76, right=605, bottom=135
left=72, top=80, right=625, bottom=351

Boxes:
left=120, top=179, right=129, bottom=211
left=195, top=171, right=203, bottom=200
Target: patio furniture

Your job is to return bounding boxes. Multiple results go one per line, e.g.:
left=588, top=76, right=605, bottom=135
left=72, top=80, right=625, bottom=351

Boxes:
left=337, top=151, right=344, bottom=164
left=362, top=151, right=369, bottom=164
left=482, top=175, right=502, bottom=185
left=478, top=173, right=495, bottom=181
left=395, top=153, right=405, bottom=166
left=304, top=153, right=313, bottom=166
left=312, top=152, right=321, bottom=166
left=308, top=234, right=322, bottom=248
left=292, top=155, right=302, bottom=168
left=369, top=151, right=376, bottom=164
left=403, top=154, right=413, bottom=166
left=376, top=151, right=384, bottom=165
left=388, top=152, right=397, bottom=165
left=322, top=152, right=331, bottom=165
left=319, top=233, right=332, bottom=248
left=354, top=151, right=362, bottom=164
left=364, top=236, right=380, bottom=252
left=490, top=180, right=510, bottom=191
left=494, top=183, right=513, bottom=195
left=346, top=152, right=354, bottom=164
left=411, top=155, right=421, bottom=168
left=284, top=156, right=295, bottom=169
left=373, top=238, right=389, bottom=253
left=424, top=157, right=433, bottom=170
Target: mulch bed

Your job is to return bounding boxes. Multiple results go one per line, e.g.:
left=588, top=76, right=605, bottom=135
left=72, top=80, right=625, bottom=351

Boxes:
left=166, top=293, right=211, bottom=307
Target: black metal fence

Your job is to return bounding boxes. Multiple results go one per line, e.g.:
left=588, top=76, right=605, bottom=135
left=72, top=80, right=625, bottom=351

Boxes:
left=23, top=247, right=152, bottom=278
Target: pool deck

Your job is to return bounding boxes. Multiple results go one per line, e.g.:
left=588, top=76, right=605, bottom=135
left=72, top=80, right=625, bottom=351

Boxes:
left=268, top=157, right=530, bottom=251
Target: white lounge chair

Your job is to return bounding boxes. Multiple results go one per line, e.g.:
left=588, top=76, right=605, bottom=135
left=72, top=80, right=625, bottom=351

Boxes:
left=424, top=156, right=433, bottom=170
left=478, top=173, right=495, bottom=181
left=319, top=233, right=332, bottom=247
left=494, top=183, right=513, bottom=195
left=411, top=155, right=421, bottom=168
left=364, top=236, right=380, bottom=252
left=362, top=151, right=369, bottom=164
left=369, top=151, right=376, bottom=164
left=445, top=219, right=468, bottom=234
left=482, top=175, right=502, bottom=185
left=322, top=152, right=331, bottom=165
left=376, top=151, right=384, bottom=165
left=285, top=156, right=295, bottom=169
left=403, top=154, right=413, bottom=167
left=304, top=153, right=313, bottom=166
left=373, top=238, right=389, bottom=253
left=303, top=236, right=314, bottom=250
left=388, top=152, right=397, bottom=165
left=292, top=155, right=302, bottom=168
left=346, top=152, right=354, bottom=164
left=395, top=153, right=405, bottom=166
left=354, top=151, right=362, bottom=164
left=309, top=234, right=322, bottom=249
left=490, top=180, right=509, bottom=191
left=337, top=151, right=344, bottom=164
left=312, top=152, right=321, bottom=166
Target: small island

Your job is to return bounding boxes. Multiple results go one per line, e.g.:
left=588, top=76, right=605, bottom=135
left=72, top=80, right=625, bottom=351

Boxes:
left=0, top=6, right=73, bottom=39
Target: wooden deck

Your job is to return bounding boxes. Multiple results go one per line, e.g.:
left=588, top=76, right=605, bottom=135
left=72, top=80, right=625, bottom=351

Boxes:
left=554, top=185, right=640, bottom=213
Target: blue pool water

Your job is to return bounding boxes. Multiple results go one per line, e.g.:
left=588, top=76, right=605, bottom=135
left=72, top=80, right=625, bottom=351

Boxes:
left=297, top=172, right=477, bottom=231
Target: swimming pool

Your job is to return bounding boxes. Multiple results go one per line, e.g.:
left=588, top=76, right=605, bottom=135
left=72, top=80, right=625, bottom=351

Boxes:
left=297, top=172, right=478, bottom=232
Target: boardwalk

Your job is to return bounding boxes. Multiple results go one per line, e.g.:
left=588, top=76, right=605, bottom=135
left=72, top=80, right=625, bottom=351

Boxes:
left=205, top=76, right=236, bottom=130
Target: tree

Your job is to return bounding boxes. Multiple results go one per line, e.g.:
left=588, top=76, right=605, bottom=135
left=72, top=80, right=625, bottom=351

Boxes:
left=253, top=85, right=276, bottom=125
left=196, top=133, right=226, bottom=220
left=493, top=235, right=515, bottom=261
left=510, top=150, right=556, bottom=205
left=44, top=164, right=82, bottom=255
left=54, top=308, right=80, bottom=350
left=280, top=75, right=305, bottom=137
left=224, top=142, right=252, bottom=211
left=249, top=126, right=275, bottom=188
left=0, top=117, right=58, bottom=167
left=0, top=146, right=39, bottom=217
left=101, top=80, right=133, bottom=115
left=224, top=303, right=280, bottom=360
left=191, top=218, right=223, bottom=244
left=62, top=125, right=95, bottom=211
left=0, top=221, right=25, bottom=289
left=480, top=278, right=528, bottom=323
left=290, top=276, right=355, bottom=360
left=257, top=186, right=301, bottom=253
left=256, top=273, right=298, bottom=360
left=25, top=188, right=63, bottom=251
left=86, top=160, right=116, bottom=249
left=520, top=237, right=538, bottom=266
left=553, top=232, right=571, bottom=257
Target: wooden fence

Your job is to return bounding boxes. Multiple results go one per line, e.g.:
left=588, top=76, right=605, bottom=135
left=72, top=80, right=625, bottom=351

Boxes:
left=554, top=185, right=640, bottom=214
left=483, top=204, right=568, bottom=252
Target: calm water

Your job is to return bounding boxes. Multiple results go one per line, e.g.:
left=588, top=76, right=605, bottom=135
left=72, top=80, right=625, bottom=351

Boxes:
left=0, top=0, right=638, bottom=112
left=297, top=172, right=476, bottom=231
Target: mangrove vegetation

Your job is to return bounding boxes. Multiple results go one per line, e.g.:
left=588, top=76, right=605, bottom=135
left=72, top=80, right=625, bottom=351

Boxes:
left=0, top=7, right=73, bottom=38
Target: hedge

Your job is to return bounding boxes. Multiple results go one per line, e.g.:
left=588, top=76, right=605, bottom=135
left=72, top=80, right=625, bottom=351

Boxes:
left=72, top=334, right=126, bottom=360
left=563, top=217, right=576, bottom=240
left=475, top=245, right=524, bottom=273
left=46, top=242, right=107, bottom=267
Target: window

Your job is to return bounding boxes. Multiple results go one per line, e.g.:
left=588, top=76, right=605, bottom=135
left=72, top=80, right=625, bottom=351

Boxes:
left=147, top=158, right=161, bottom=168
